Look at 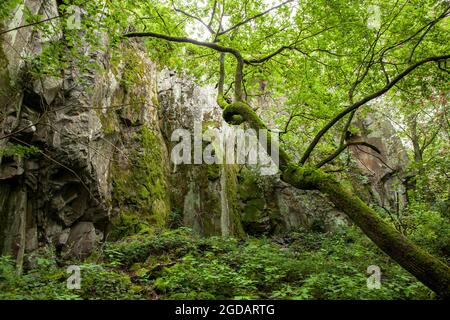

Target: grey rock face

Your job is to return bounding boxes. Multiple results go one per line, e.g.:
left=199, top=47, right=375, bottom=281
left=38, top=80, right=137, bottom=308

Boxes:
left=348, top=112, right=409, bottom=212
left=0, top=1, right=164, bottom=261
left=63, top=221, right=97, bottom=259
left=236, top=167, right=345, bottom=235
left=158, top=69, right=243, bottom=236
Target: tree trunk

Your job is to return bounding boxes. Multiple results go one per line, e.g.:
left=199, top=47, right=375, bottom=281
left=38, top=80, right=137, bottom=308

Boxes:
left=282, top=166, right=450, bottom=299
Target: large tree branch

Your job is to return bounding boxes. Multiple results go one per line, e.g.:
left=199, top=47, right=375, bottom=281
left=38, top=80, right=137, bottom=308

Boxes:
left=124, top=31, right=241, bottom=56
left=124, top=31, right=246, bottom=101
left=281, top=165, right=450, bottom=298
left=299, top=54, right=450, bottom=165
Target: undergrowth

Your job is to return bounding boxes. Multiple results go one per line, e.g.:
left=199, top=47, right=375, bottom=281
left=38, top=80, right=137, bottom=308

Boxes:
left=0, top=227, right=434, bottom=300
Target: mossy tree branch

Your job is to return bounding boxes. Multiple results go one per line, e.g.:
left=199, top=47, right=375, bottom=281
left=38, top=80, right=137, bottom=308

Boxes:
left=124, top=31, right=246, bottom=101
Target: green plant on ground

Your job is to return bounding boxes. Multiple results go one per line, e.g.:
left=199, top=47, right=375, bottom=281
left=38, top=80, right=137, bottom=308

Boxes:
left=0, top=226, right=438, bottom=300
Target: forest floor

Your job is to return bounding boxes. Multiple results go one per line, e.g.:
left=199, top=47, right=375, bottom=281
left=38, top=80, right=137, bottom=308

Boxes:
left=0, top=225, right=442, bottom=300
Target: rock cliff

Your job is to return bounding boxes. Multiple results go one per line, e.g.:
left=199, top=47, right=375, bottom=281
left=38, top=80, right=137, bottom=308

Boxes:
left=0, top=0, right=410, bottom=265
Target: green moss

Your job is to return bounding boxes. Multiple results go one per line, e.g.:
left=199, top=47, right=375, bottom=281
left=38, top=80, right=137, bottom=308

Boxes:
left=223, top=102, right=254, bottom=126
left=202, top=120, right=221, bottom=132
left=207, top=164, right=220, bottom=181
left=102, top=47, right=150, bottom=129
left=216, top=96, right=228, bottom=110
left=0, top=143, right=40, bottom=158
left=151, top=95, right=159, bottom=108
left=109, top=211, right=153, bottom=240
left=242, top=198, right=265, bottom=222
left=111, top=126, right=170, bottom=239
left=237, top=167, right=264, bottom=201
left=281, top=165, right=335, bottom=190
left=120, top=49, right=146, bottom=92
left=222, top=102, right=291, bottom=168
left=224, top=165, right=245, bottom=237
left=96, top=104, right=120, bottom=135
left=0, top=32, right=14, bottom=110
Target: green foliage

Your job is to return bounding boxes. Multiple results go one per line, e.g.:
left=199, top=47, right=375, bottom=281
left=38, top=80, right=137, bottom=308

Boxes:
left=118, top=49, right=147, bottom=92
left=0, top=0, right=21, bottom=20
left=0, top=250, right=142, bottom=300
left=76, top=264, right=142, bottom=300
left=107, top=227, right=433, bottom=300
left=154, top=252, right=256, bottom=299
left=408, top=201, right=450, bottom=261
left=104, top=228, right=196, bottom=267
left=237, top=167, right=266, bottom=200
left=108, top=212, right=153, bottom=240
left=0, top=143, right=40, bottom=158
left=0, top=252, right=79, bottom=300
left=281, top=228, right=432, bottom=300
left=1, top=0, right=449, bottom=302
left=167, top=208, right=183, bottom=229
left=0, top=227, right=437, bottom=300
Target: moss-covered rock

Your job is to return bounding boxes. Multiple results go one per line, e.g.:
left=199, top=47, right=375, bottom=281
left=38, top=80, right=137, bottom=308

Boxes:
left=111, top=125, right=170, bottom=239
left=206, top=164, right=220, bottom=181
left=0, top=34, right=12, bottom=109
left=223, top=164, right=245, bottom=237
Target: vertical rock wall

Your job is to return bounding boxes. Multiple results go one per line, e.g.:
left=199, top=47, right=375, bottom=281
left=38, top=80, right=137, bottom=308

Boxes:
left=348, top=112, right=409, bottom=212
left=158, top=69, right=244, bottom=237
left=0, top=1, right=170, bottom=262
